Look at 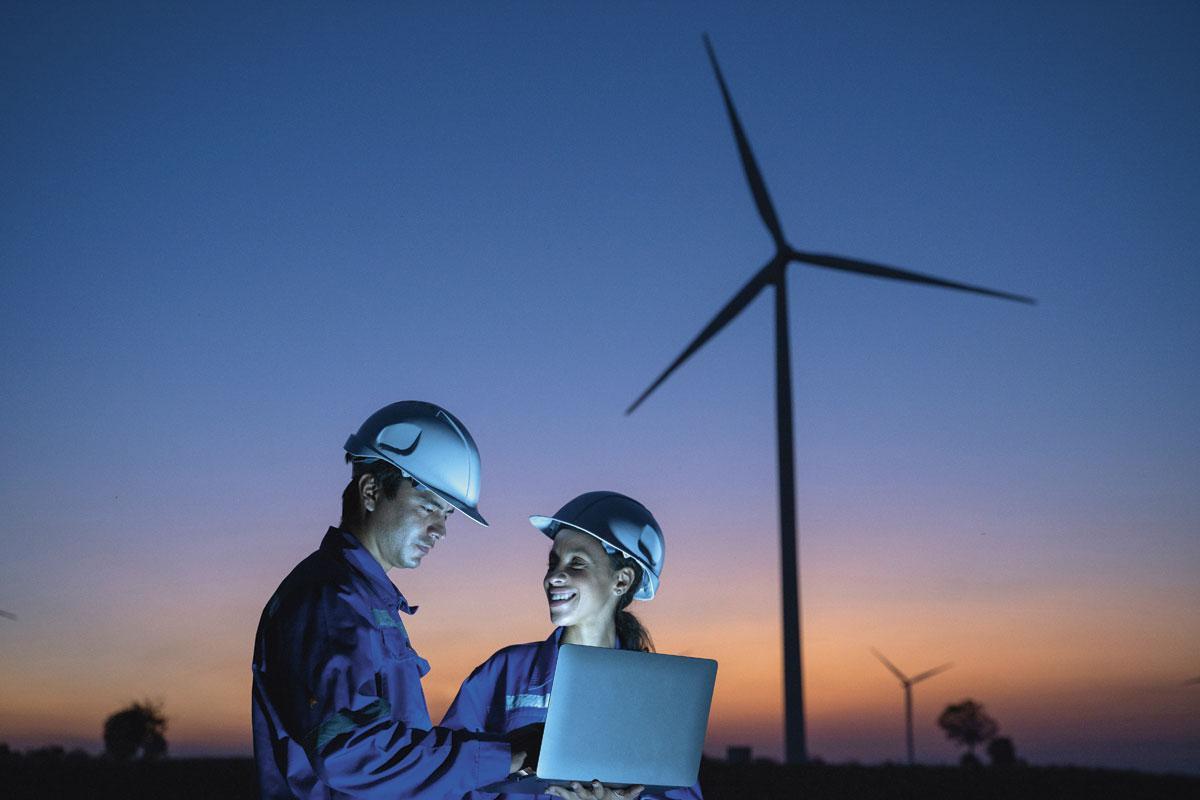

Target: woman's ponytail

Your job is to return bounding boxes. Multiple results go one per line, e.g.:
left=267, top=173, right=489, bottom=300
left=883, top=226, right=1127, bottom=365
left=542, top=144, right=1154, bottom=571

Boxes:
left=615, top=608, right=654, bottom=653
left=608, top=552, right=655, bottom=652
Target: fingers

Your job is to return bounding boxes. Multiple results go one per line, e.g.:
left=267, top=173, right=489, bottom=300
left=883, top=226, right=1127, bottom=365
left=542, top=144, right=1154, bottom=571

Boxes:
left=546, top=779, right=640, bottom=800
left=544, top=785, right=588, bottom=800
left=607, top=782, right=644, bottom=800
left=544, top=784, right=586, bottom=800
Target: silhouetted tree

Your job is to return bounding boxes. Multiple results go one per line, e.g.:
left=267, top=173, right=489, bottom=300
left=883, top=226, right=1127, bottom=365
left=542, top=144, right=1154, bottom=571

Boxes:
left=987, top=735, right=1017, bottom=767
left=103, top=700, right=168, bottom=761
left=937, top=699, right=998, bottom=762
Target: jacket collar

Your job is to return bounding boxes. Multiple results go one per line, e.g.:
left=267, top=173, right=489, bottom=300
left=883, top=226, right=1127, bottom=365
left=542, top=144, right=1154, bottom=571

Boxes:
left=321, top=527, right=417, bottom=614
left=526, top=627, right=566, bottom=690
left=528, top=626, right=626, bottom=689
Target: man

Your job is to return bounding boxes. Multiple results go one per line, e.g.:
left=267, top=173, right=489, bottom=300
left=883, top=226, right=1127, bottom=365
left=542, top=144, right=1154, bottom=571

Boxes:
left=252, top=401, right=536, bottom=798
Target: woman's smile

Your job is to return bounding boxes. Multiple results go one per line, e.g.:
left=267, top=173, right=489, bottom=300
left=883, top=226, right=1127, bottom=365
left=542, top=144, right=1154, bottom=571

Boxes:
left=546, top=588, right=578, bottom=611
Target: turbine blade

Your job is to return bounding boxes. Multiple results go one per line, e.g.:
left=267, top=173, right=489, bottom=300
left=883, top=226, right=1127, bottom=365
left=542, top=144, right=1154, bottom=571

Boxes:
left=910, top=662, right=953, bottom=685
left=791, top=249, right=1035, bottom=305
left=870, top=647, right=909, bottom=684
left=703, top=34, right=786, bottom=248
left=0, top=610, right=16, bottom=621
left=1184, top=676, right=1200, bottom=686
left=626, top=258, right=777, bottom=415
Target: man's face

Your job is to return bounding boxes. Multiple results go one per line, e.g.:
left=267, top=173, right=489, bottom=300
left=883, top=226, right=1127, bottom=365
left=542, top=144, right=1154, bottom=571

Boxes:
left=364, top=479, right=455, bottom=571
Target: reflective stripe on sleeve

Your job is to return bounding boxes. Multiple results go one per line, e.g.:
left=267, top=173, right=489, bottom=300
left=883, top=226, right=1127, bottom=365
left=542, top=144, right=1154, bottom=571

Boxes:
left=505, top=694, right=549, bottom=711
left=307, top=698, right=393, bottom=753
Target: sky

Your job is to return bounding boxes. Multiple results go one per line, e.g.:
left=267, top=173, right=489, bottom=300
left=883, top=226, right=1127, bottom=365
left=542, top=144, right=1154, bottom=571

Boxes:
left=2, top=0, right=1198, bottom=776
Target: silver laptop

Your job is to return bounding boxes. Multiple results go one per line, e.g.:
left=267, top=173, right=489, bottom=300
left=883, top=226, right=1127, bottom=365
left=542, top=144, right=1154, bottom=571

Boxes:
left=479, top=644, right=717, bottom=795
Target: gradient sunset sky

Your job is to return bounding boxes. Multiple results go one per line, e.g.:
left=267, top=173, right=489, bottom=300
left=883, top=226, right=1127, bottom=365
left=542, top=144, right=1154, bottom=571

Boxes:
left=2, top=0, right=1197, bottom=775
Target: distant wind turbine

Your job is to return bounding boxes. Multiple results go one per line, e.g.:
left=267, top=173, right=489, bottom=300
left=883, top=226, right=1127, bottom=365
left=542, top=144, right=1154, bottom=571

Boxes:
left=0, top=610, right=16, bottom=621
left=1185, top=676, right=1200, bottom=686
left=625, top=34, right=1033, bottom=765
left=871, top=647, right=952, bottom=765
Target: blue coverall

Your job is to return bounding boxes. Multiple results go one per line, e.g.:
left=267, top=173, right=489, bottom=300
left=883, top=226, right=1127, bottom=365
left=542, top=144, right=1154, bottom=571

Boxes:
left=252, top=527, right=511, bottom=799
left=441, top=627, right=703, bottom=800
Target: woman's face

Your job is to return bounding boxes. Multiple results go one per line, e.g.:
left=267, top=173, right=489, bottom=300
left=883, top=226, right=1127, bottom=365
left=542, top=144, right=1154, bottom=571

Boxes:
left=543, top=528, right=625, bottom=628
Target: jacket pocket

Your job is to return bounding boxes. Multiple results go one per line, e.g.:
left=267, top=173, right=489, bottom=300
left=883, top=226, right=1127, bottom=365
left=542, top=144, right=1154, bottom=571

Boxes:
left=379, top=627, right=431, bottom=676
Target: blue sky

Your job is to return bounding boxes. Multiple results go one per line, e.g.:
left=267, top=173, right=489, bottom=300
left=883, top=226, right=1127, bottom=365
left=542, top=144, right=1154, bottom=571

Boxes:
left=2, top=0, right=1197, bottom=773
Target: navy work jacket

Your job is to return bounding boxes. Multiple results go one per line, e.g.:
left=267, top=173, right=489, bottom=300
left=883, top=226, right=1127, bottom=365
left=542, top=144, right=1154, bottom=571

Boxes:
left=252, top=527, right=510, bottom=799
left=441, top=627, right=702, bottom=800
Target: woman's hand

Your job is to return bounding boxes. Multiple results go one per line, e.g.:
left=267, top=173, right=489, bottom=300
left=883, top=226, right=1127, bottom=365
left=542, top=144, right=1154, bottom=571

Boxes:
left=545, top=779, right=644, bottom=800
left=504, top=722, right=544, bottom=774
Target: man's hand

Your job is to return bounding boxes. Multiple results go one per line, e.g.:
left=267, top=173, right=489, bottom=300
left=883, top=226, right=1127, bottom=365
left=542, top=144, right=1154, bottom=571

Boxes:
left=546, top=779, right=645, bottom=800
left=505, top=722, right=544, bottom=774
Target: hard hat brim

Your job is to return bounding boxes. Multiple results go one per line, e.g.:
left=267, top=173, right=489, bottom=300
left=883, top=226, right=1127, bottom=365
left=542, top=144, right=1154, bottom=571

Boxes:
left=395, top=468, right=488, bottom=527
left=437, top=490, right=488, bottom=527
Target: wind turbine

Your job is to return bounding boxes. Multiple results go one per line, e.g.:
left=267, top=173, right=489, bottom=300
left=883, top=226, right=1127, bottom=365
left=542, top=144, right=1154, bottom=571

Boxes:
left=0, top=610, right=16, bottom=621
left=625, top=35, right=1034, bottom=765
left=871, top=648, right=952, bottom=765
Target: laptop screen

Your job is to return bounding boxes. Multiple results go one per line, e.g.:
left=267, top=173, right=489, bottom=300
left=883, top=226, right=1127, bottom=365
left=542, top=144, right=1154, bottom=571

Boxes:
left=537, top=644, right=717, bottom=788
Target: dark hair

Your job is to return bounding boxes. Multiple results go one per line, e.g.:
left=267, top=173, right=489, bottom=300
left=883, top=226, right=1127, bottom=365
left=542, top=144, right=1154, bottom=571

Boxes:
left=339, top=454, right=413, bottom=530
left=607, top=550, right=654, bottom=653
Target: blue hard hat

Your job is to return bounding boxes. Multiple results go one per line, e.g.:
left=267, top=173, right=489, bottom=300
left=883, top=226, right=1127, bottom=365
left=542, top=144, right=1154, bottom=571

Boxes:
left=530, top=491, right=664, bottom=599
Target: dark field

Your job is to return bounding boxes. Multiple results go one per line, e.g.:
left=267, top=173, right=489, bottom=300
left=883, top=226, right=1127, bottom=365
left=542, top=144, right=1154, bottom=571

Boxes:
left=2, top=753, right=1197, bottom=800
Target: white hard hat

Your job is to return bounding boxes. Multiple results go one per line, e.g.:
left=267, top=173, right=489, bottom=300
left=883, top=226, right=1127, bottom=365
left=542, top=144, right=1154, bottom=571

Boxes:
left=344, top=401, right=487, bottom=526
left=530, top=491, right=664, bottom=600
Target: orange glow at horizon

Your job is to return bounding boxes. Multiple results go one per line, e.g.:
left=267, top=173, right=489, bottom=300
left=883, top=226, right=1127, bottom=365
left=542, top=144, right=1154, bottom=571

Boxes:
left=4, top=515, right=1196, bottom=772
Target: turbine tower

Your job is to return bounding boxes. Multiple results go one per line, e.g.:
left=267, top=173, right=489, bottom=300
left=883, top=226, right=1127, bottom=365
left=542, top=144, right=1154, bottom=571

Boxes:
left=625, top=35, right=1034, bottom=765
left=871, top=647, right=952, bottom=765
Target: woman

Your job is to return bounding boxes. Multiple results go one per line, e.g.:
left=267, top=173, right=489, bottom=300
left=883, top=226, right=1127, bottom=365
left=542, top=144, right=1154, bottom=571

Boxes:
left=442, top=491, right=703, bottom=800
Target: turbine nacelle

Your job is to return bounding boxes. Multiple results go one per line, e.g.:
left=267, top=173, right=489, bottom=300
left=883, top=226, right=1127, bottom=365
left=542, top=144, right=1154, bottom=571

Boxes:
left=871, top=647, right=953, bottom=688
